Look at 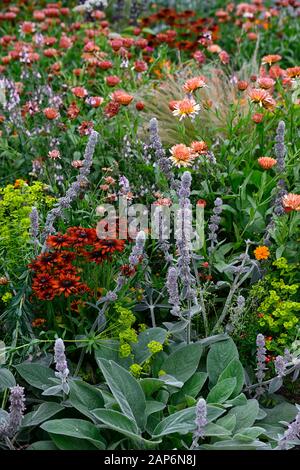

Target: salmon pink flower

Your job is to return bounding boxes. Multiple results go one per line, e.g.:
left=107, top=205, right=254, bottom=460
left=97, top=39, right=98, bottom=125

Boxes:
left=261, top=54, right=282, bottom=65
left=282, top=193, right=300, bottom=212
left=72, top=87, right=88, bottom=98
left=257, top=157, right=277, bottom=169
left=43, top=107, right=59, bottom=119
left=169, top=144, right=195, bottom=167
left=173, top=98, right=200, bottom=120
left=183, top=76, right=206, bottom=93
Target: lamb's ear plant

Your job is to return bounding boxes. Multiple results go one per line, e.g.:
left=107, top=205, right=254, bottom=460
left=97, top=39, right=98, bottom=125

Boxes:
left=1, top=334, right=299, bottom=450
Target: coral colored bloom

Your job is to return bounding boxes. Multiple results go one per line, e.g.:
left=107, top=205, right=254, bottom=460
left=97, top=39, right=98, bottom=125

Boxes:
left=282, top=193, right=300, bottom=212
left=106, top=75, right=121, bottom=87
left=258, top=157, right=277, bottom=169
left=286, top=66, right=300, bottom=78
left=169, top=144, right=195, bottom=167
left=261, top=54, right=282, bottom=65
left=51, top=273, right=82, bottom=297
left=173, top=98, right=200, bottom=120
left=252, top=113, right=263, bottom=123
left=191, top=141, right=208, bottom=154
left=183, top=76, right=206, bottom=93
left=111, top=90, right=133, bottom=106
left=254, top=246, right=270, bottom=260
left=135, top=101, right=144, bottom=111
left=248, top=88, right=276, bottom=110
left=72, top=87, right=88, bottom=98
left=257, top=77, right=275, bottom=89
left=43, top=107, right=59, bottom=119
left=237, top=80, right=248, bottom=91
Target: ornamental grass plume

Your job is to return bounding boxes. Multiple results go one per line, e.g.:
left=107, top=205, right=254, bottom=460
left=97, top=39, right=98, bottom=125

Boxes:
left=42, top=130, right=99, bottom=247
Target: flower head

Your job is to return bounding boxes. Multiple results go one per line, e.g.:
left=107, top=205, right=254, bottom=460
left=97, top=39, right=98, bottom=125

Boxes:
left=183, top=76, right=206, bottom=93
left=169, top=144, right=195, bottom=167
left=248, top=88, right=276, bottom=110
left=254, top=246, right=270, bottom=260
left=261, top=54, right=282, bottom=65
left=258, top=157, right=277, bottom=170
left=173, top=98, right=200, bottom=120
left=282, top=193, right=300, bottom=212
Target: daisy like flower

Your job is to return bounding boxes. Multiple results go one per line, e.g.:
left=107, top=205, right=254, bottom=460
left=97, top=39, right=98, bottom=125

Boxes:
left=172, top=98, right=200, bottom=120
left=282, top=193, right=300, bottom=212
left=286, top=67, right=300, bottom=79
left=169, top=144, right=195, bottom=167
left=191, top=140, right=208, bottom=154
left=254, top=246, right=270, bottom=260
left=257, top=77, right=275, bottom=89
left=258, top=157, right=277, bottom=169
left=261, top=54, right=282, bottom=65
left=248, top=88, right=276, bottom=110
left=183, top=76, right=206, bottom=93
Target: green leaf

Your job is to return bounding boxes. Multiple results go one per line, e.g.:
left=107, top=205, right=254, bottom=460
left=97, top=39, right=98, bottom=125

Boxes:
left=172, top=372, right=208, bottom=405
left=69, top=379, right=104, bottom=419
left=27, top=440, right=58, bottom=450
left=207, top=338, right=238, bottom=385
left=15, top=363, right=56, bottom=390
left=201, top=439, right=270, bottom=450
left=97, top=359, right=146, bottom=431
left=161, top=343, right=203, bottom=384
left=92, top=409, right=161, bottom=446
left=152, top=407, right=196, bottom=437
left=204, top=422, right=231, bottom=437
left=227, top=399, right=260, bottom=432
left=0, top=368, right=16, bottom=391
left=216, top=414, right=236, bottom=432
left=132, top=327, right=168, bottom=363
left=226, top=393, right=248, bottom=407
left=140, top=378, right=165, bottom=397
left=234, top=426, right=266, bottom=443
left=50, top=435, right=99, bottom=450
left=145, top=400, right=166, bottom=417
left=259, top=403, right=298, bottom=425
left=95, top=340, right=132, bottom=368
left=22, top=403, right=64, bottom=427
left=207, top=378, right=237, bottom=404
left=218, top=358, right=245, bottom=396
left=41, top=419, right=105, bottom=449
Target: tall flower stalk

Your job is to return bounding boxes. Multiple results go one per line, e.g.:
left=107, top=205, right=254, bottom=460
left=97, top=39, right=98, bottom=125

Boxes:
left=255, top=333, right=267, bottom=397
left=41, top=130, right=99, bottom=248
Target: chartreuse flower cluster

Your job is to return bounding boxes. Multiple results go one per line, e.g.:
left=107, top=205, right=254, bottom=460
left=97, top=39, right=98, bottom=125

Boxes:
left=0, top=179, right=55, bottom=301
left=114, top=304, right=138, bottom=358
left=252, top=258, right=300, bottom=352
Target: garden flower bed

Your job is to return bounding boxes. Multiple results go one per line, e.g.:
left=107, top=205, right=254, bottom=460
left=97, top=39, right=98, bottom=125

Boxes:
left=0, top=0, right=300, bottom=453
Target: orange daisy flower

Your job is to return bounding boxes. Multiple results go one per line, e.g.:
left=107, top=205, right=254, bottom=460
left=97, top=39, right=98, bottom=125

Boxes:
left=248, top=88, right=276, bottom=110
left=172, top=98, right=200, bottom=120
left=169, top=144, right=195, bottom=167
left=261, top=54, right=282, bottom=66
left=190, top=140, right=208, bottom=154
left=183, top=76, right=207, bottom=93
left=254, top=246, right=270, bottom=261
left=282, top=193, right=300, bottom=212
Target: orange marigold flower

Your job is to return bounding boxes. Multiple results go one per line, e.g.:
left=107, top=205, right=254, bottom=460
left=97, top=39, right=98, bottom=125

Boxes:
left=248, top=88, right=276, bottom=110
left=261, top=54, right=282, bottom=65
left=257, top=157, right=277, bottom=169
left=43, top=107, right=59, bottom=119
left=169, top=144, right=195, bottom=167
left=191, top=140, right=208, bottom=154
left=183, top=76, right=206, bottom=93
left=254, top=246, right=270, bottom=260
left=172, top=98, right=200, bottom=120
left=282, top=193, right=300, bottom=212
